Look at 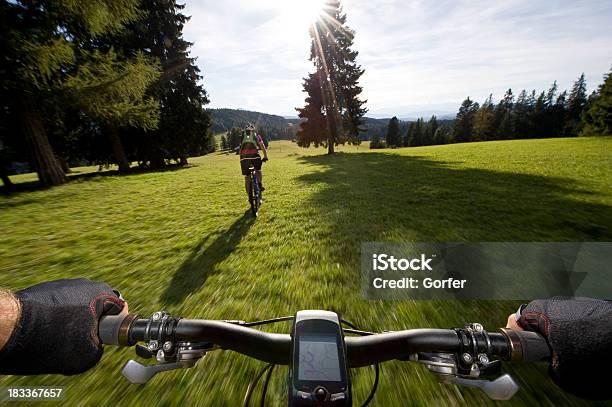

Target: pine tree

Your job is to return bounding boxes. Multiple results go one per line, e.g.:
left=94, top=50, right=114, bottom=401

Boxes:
left=404, top=122, right=415, bottom=147
left=566, top=73, right=588, bottom=135
left=581, top=69, right=612, bottom=137
left=513, top=90, right=532, bottom=138
left=433, top=126, right=451, bottom=145
left=385, top=116, right=401, bottom=148
left=369, top=132, right=383, bottom=149
left=454, top=98, right=479, bottom=142
left=0, top=0, right=159, bottom=184
left=495, top=89, right=515, bottom=139
left=298, top=0, right=367, bottom=154
left=473, top=94, right=495, bottom=141
left=296, top=72, right=330, bottom=147
left=116, top=0, right=212, bottom=167
left=423, top=115, right=438, bottom=145
left=414, top=118, right=427, bottom=146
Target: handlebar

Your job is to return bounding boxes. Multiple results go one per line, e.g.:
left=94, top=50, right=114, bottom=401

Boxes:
left=99, top=314, right=550, bottom=367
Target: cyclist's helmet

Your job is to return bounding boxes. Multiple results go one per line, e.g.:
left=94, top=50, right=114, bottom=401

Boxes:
left=245, top=123, right=255, bottom=133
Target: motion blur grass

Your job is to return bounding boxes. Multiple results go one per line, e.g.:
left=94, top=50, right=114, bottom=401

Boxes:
left=1, top=137, right=611, bottom=406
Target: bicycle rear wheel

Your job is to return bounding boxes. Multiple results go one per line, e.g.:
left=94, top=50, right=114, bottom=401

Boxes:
left=249, top=174, right=259, bottom=217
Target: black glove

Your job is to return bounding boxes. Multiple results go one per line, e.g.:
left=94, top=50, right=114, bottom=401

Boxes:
left=518, top=297, right=612, bottom=400
left=0, top=278, right=125, bottom=375
left=262, top=157, right=268, bottom=162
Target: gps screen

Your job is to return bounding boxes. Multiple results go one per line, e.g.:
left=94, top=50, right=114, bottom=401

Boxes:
left=297, top=334, right=341, bottom=382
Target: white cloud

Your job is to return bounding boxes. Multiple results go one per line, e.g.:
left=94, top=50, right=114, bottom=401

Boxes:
left=183, top=0, right=612, bottom=116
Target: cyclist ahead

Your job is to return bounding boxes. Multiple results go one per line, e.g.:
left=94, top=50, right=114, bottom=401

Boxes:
left=239, top=124, right=268, bottom=196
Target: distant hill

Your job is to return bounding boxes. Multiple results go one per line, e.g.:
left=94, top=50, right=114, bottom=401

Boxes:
left=207, top=108, right=294, bottom=140
left=208, top=108, right=454, bottom=141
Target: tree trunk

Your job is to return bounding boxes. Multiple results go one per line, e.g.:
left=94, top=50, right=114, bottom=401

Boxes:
left=0, top=171, right=12, bottom=188
left=179, top=155, right=188, bottom=166
left=22, top=106, right=66, bottom=187
left=106, top=125, right=130, bottom=173
left=58, top=157, right=72, bottom=174
left=321, top=75, right=339, bottom=155
left=149, top=156, right=165, bottom=170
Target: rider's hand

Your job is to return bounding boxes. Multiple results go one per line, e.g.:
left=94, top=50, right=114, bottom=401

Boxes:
left=507, top=297, right=612, bottom=400
left=0, top=278, right=127, bottom=375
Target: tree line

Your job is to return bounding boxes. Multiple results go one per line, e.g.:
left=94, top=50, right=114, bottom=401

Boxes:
left=372, top=115, right=453, bottom=149
left=374, top=69, right=611, bottom=149
left=0, top=0, right=213, bottom=188
left=209, top=108, right=295, bottom=141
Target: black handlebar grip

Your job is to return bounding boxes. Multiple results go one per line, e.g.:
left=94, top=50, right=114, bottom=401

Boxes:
left=99, top=314, right=141, bottom=346
left=99, top=315, right=127, bottom=345
left=499, top=328, right=551, bottom=362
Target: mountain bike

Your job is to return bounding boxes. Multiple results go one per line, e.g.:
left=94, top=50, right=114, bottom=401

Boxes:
left=99, top=309, right=550, bottom=406
left=248, top=164, right=262, bottom=217
left=247, top=158, right=266, bottom=217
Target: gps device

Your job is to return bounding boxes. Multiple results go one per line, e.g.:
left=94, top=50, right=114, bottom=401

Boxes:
left=289, top=310, right=351, bottom=407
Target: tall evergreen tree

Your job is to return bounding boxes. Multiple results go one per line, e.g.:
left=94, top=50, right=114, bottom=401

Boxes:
left=566, top=73, right=588, bottom=136
left=298, top=0, right=367, bottom=154
left=473, top=94, right=495, bottom=141
left=404, top=122, right=415, bottom=147
left=495, top=89, right=515, bottom=139
left=581, top=69, right=612, bottom=137
left=423, top=115, right=438, bottom=145
left=513, top=90, right=533, bottom=138
left=454, top=97, right=479, bottom=142
left=411, top=118, right=425, bottom=146
left=0, top=0, right=160, bottom=185
left=385, top=116, right=401, bottom=148
left=296, top=72, right=330, bottom=147
left=116, top=0, right=211, bottom=168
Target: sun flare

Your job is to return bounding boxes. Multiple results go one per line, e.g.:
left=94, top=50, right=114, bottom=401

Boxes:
left=267, top=0, right=328, bottom=28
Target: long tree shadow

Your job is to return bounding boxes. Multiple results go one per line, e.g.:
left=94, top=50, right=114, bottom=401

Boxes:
left=1, top=163, right=195, bottom=199
left=161, top=212, right=255, bottom=304
left=296, top=152, right=611, bottom=268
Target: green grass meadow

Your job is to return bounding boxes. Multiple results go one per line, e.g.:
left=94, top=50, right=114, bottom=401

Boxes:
left=1, top=137, right=611, bottom=406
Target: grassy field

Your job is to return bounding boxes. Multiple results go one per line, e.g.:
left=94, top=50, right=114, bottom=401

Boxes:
left=1, top=137, right=611, bottom=406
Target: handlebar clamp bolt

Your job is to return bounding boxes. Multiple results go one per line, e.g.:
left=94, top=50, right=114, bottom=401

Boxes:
left=163, top=341, right=173, bottom=352
left=478, top=354, right=489, bottom=364
left=473, top=323, right=484, bottom=333
left=462, top=353, right=473, bottom=364
left=148, top=340, right=159, bottom=351
left=152, top=312, right=162, bottom=321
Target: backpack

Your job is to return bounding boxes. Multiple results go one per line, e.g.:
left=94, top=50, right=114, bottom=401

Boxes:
left=241, top=132, right=258, bottom=150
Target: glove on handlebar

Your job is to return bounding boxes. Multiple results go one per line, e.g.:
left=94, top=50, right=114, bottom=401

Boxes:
left=0, top=278, right=125, bottom=375
left=518, top=297, right=612, bottom=400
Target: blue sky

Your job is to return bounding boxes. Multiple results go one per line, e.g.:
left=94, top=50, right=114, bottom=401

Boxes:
left=183, top=0, right=612, bottom=118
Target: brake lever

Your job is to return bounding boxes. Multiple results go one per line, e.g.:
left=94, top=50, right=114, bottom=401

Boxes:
left=441, top=374, right=519, bottom=401
left=122, top=359, right=192, bottom=384
left=122, top=341, right=216, bottom=384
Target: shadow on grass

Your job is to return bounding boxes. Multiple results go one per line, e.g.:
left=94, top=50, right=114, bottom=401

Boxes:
left=0, top=163, right=195, bottom=198
left=160, top=211, right=255, bottom=305
left=296, top=152, right=611, bottom=264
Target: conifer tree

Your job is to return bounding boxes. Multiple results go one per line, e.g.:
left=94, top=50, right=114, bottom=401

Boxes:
left=297, top=0, right=367, bottom=154
left=385, top=116, right=401, bottom=148
left=581, top=69, right=612, bottom=137
left=566, top=73, right=588, bottom=135
left=0, top=0, right=160, bottom=184
left=116, top=0, right=212, bottom=167
left=454, top=98, right=479, bottom=142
